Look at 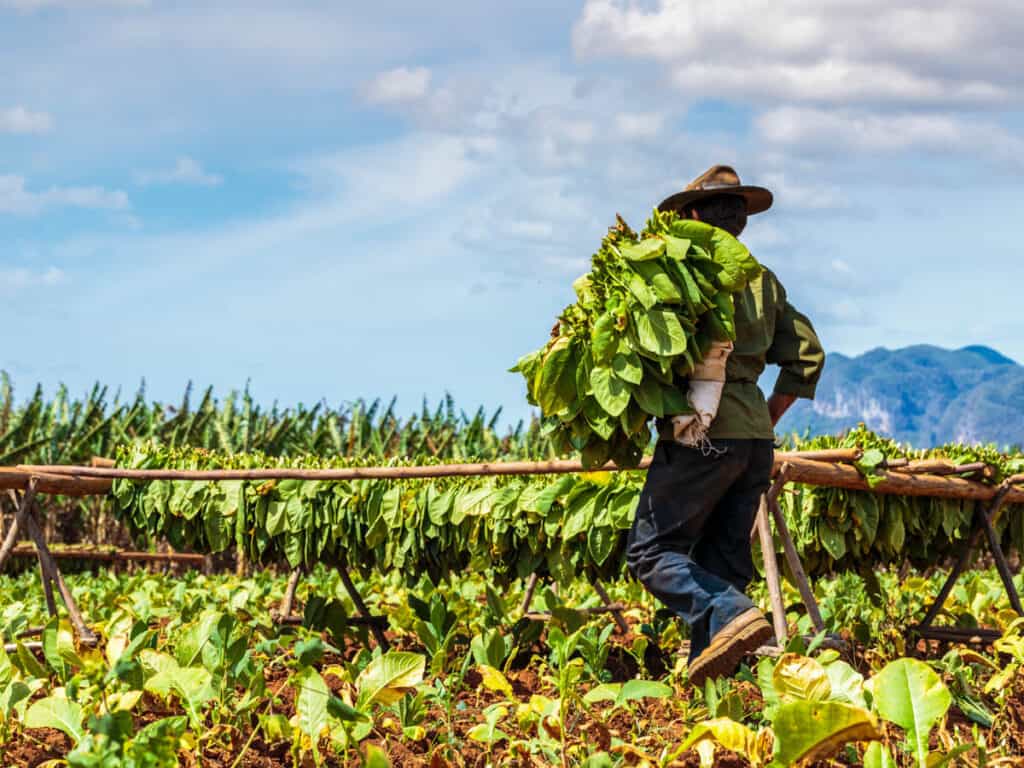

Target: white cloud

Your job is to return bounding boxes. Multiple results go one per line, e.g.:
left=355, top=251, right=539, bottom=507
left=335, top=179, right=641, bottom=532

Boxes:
left=756, top=107, right=1024, bottom=164
left=364, top=66, right=432, bottom=105
left=0, top=267, right=65, bottom=290
left=760, top=171, right=850, bottom=211
left=0, top=175, right=129, bottom=216
left=614, top=112, right=664, bottom=140
left=136, top=156, right=222, bottom=187
left=0, top=106, right=53, bottom=134
left=573, top=0, right=1020, bottom=107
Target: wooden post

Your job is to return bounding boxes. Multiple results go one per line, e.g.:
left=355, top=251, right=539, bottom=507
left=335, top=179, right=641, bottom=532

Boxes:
left=279, top=566, right=303, bottom=618
left=37, top=556, right=57, bottom=617
left=520, top=573, right=540, bottom=615
left=0, top=485, right=36, bottom=569
left=590, top=576, right=630, bottom=635
left=23, top=510, right=96, bottom=644
left=768, top=466, right=825, bottom=635
left=755, top=495, right=788, bottom=645
left=332, top=553, right=390, bottom=651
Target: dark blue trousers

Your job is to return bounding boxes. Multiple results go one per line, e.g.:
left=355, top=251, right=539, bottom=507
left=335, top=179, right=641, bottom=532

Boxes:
left=626, top=439, right=774, bottom=661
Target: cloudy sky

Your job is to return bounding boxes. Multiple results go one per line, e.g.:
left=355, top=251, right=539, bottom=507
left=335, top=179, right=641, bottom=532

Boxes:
left=2, top=0, right=1021, bottom=423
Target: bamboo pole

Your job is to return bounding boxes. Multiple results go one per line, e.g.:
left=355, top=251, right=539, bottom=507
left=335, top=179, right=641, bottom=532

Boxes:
left=16, top=449, right=861, bottom=484
left=5, top=547, right=207, bottom=565
left=3, top=449, right=1022, bottom=506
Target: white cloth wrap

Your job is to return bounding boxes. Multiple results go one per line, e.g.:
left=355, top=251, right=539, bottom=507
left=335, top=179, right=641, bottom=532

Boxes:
left=670, top=340, right=734, bottom=447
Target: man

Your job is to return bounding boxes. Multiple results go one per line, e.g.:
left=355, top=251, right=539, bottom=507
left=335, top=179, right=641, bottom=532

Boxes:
left=626, top=165, right=825, bottom=687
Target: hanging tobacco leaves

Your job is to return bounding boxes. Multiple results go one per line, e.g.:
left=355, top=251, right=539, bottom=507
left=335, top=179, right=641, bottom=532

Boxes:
left=109, top=430, right=1024, bottom=584
left=510, top=210, right=762, bottom=469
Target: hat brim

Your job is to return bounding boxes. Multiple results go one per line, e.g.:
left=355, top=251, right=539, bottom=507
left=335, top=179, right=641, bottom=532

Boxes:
left=657, top=185, right=773, bottom=216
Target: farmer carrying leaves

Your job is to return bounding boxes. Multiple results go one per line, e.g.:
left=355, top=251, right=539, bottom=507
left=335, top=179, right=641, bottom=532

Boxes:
left=626, top=165, right=825, bottom=686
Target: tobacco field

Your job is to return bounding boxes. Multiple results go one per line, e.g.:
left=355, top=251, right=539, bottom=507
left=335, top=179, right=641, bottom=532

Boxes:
left=0, top=384, right=1023, bottom=766
left=0, top=566, right=1022, bottom=767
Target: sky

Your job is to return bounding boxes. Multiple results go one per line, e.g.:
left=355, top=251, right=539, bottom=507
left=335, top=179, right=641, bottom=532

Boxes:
left=2, top=0, right=1022, bottom=425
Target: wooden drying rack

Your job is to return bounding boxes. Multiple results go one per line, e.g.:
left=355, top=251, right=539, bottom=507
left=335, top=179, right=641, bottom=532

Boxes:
left=1, top=451, right=1022, bottom=652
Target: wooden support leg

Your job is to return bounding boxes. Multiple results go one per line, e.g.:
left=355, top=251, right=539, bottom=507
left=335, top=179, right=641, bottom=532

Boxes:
left=38, top=556, right=57, bottom=617
left=23, top=510, right=96, bottom=644
left=591, top=577, right=630, bottom=635
left=975, top=492, right=1023, bottom=616
left=755, top=495, right=788, bottom=645
left=918, top=488, right=1013, bottom=632
left=520, top=573, right=540, bottom=615
left=0, top=485, right=36, bottom=570
left=278, top=566, right=303, bottom=618
left=334, top=555, right=389, bottom=651
left=768, top=466, right=826, bottom=635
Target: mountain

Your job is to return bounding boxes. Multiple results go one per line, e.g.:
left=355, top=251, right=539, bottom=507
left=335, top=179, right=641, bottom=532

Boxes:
left=774, top=344, right=1024, bottom=448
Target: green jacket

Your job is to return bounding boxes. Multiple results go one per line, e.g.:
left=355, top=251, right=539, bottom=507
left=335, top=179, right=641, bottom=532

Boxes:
left=659, top=267, right=825, bottom=440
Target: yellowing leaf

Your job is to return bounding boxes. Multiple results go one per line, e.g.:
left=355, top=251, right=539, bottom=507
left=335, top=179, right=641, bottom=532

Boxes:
left=356, top=652, right=426, bottom=709
left=773, top=701, right=880, bottom=767
left=773, top=653, right=831, bottom=703
left=477, top=665, right=515, bottom=699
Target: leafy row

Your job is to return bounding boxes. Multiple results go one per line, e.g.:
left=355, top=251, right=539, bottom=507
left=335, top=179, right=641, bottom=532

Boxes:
left=0, top=376, right=546, bottom=466
left=111, top=429, right=1024, bottom=582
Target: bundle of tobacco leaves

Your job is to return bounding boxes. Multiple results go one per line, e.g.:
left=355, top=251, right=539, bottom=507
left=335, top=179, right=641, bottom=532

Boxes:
left=511, top=209, right=761, bottom=468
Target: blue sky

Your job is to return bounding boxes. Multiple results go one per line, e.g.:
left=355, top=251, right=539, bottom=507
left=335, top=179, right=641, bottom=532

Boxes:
left=2, top=0, right=1022, bottom=425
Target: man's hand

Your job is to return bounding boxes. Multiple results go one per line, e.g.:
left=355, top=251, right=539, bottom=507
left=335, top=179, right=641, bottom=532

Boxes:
left=767, top=392, right=797, bottom=427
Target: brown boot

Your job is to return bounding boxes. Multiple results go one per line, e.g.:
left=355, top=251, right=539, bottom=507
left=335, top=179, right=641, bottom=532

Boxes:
left=686, top=608, right=774, bottom=688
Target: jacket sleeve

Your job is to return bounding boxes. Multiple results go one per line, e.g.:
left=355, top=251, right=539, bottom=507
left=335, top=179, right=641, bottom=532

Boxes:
left=766, top=279, right=825, bottom=399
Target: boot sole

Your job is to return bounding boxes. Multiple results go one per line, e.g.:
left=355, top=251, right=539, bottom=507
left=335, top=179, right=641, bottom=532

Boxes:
left=688, top=619, right=775, bottom=687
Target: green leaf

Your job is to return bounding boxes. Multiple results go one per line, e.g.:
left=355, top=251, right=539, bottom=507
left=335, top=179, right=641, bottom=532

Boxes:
left=662, top=235, right=691, bottom=261
left=619, top=237, right=665, bottom=261
left=259, top=713, right=293, bottom=743
left=25, top=696, right=85, bottom=745
left=364, top=744, right=392, bottom=768
left=773, top=701, right=880, bottom=767
left=627, top=273, right=659, bottom=309
left=633, top=308, right=688, bottom=356
left=611, top=351, right=643, bottom=385
left=871, top=658, right=951, bottom=768
left=823, top=660, right=867, bottom=708
left=631, top=261, right=681, bottom=303
left=0, top=680, right=30, bottom=719
left=618, top=679, right=673, bottom=705
left=356, top=652, right=426, bottom=709
left=591, top=312, right=618, bottom=364
left=590, top=366, right=631, bottom=418
left=42, top=618, right=80, bottom=681
left=327, top=694, right=369, bottom=723
left=587, top=525, right=615, bottom=566
left=295, top=667, right=329, bottom=747
left=582, top=683, right=619, bottom=704
left=632, top=374, right=664, bottom=417
left=15, top=641, right=47, bottom=680
left=818, top=522, right=847, bottom=561
left=535, top=337, right=579, bottom=416
left=864, top=742, right=898, bottom=768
